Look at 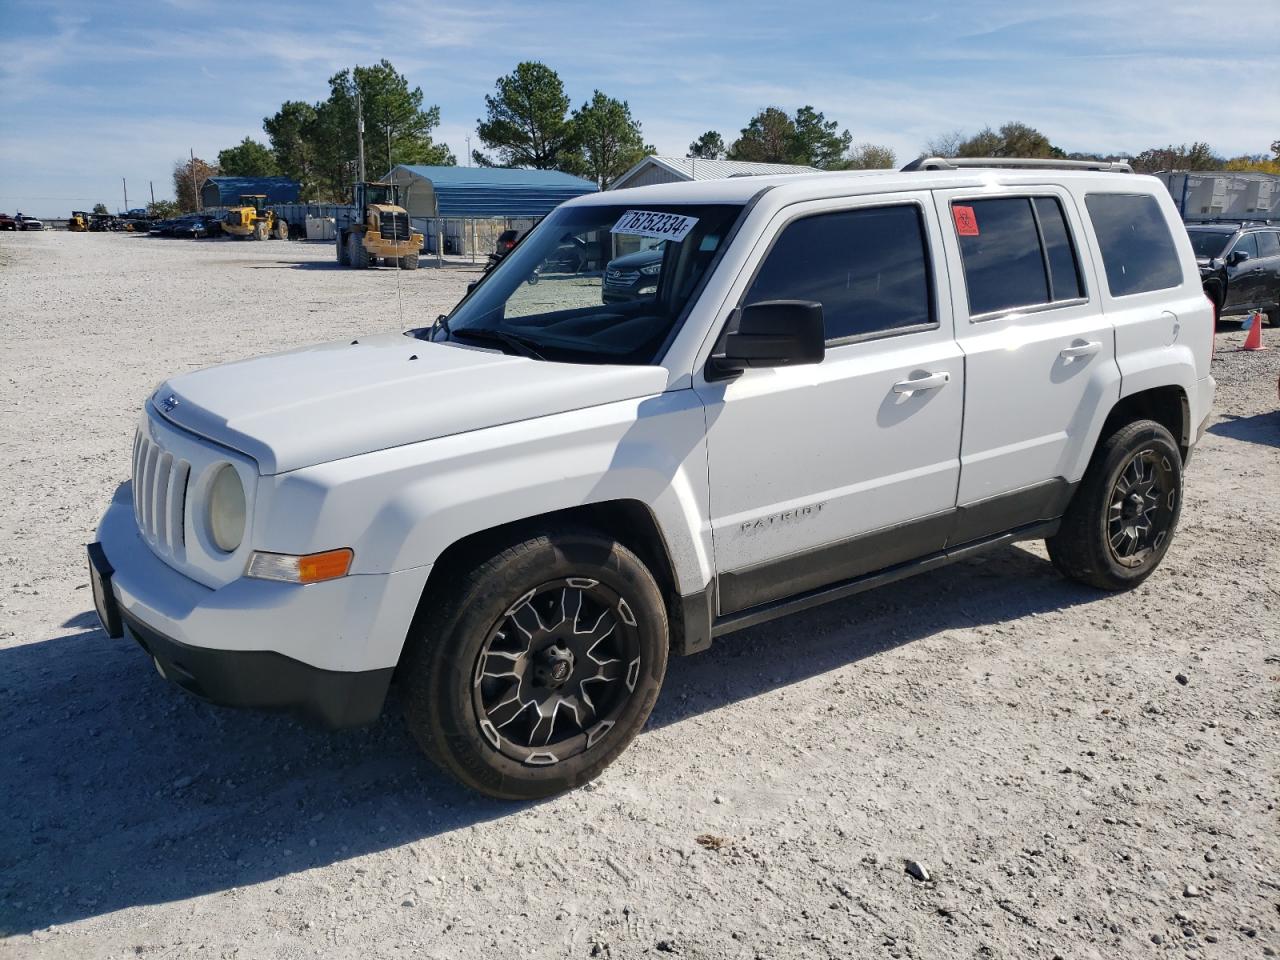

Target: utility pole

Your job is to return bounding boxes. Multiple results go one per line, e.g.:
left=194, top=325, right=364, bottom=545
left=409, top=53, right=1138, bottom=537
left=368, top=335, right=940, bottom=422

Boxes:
left=149, top=181, right=155, bottom=207
left=386, top=124, right=392, bottom=174
left=356, top=91, right=366, bottom=183
left=466, top=135, right=471, bottom=168
left=190, top=148, right=199, bottom=211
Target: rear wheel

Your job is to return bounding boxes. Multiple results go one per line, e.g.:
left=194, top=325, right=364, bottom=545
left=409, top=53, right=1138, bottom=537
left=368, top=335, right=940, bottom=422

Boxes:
left=273, top=219, right=288, bottom=240
left=401, top=530, right=668, bottom=800
left=399, top=254, right=419, bottom=270
left=1047, top=419, right=1183, bottom=591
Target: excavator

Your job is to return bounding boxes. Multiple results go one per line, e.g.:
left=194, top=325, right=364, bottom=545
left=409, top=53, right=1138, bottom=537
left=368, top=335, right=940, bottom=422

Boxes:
left=221, top=195, right=288, bottom=240
left=335, top=181, right=423, bottom=269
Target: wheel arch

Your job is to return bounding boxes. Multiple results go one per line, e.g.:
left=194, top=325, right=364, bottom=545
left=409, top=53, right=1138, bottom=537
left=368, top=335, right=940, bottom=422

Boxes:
left=399, top=499, right=698, bottom=676
left=1099, top=384, right=1190, bottom=461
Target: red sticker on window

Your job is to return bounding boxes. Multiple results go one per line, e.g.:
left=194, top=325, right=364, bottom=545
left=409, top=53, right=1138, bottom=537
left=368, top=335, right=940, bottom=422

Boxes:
left=953, top=205, right=979, bottom=236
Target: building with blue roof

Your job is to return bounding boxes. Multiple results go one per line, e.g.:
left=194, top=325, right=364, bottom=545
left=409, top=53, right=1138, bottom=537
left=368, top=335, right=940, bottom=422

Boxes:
left=199, top=176, right=301, bottom=209
left=384, top=165, right=597, bottom=220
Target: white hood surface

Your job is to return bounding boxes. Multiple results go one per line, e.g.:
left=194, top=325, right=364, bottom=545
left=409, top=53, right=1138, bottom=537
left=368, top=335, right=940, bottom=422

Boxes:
left=153, top=333, right=669, bottom=474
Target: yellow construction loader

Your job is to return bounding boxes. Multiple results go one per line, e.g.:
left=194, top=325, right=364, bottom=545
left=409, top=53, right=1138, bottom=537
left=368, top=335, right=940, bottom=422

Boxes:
left=68, top=211, right=90, bottom=232
left=221, top=195, right=288, bottom=240
left=335, top=181, right=423, bottom=269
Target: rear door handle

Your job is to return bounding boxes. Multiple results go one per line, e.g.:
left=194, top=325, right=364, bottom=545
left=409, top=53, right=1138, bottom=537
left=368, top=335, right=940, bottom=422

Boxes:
left=1059, top=340, right=1102, bottom=360
left=892, top=371, right=950, bottom=394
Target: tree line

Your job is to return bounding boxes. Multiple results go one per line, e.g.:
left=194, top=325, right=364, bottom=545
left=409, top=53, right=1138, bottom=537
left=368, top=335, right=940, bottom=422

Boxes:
left=167, top=58, right=1280, bottom=210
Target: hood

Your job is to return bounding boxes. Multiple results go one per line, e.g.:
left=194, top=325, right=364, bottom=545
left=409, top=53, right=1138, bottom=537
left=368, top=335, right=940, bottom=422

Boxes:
left=608, top=246, right=664, bottom=270
left=153, top=333, right=669, bottom=474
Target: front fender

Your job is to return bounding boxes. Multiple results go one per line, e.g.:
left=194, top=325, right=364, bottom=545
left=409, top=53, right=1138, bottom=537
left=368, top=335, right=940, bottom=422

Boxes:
left=253, top=390, right=714, bottom=595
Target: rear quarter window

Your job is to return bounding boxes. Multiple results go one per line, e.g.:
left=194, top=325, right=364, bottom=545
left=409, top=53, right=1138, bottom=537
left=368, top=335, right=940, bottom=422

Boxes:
left=1084, top=193, right=1183, bottom=297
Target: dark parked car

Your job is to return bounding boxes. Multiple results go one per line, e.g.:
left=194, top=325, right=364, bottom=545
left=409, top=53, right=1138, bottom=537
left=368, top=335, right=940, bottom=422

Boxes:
left=494, top=228, right=522, bottom=256
left=172, top=215, right=221, bottom=238
left=1188, top=221, right=1280, bottom=324
left=602, top=243, right=665, bottom=303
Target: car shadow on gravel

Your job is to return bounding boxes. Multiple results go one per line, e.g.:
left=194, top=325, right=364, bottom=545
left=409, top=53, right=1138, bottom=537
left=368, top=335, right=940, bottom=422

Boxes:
left=0, top=543, right=1100, bottom=936
left=0, top=633, right=518, bottom=937
left=1208, top=412, right=1280, bottom=449
left=651, top=542, right=1102, bottom=730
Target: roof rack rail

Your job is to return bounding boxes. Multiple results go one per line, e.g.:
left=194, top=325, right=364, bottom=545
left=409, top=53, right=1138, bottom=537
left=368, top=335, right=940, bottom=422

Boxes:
left=1184, top=216, right=1276, bottom=226
left=901, top=156, right=1134, bottom=174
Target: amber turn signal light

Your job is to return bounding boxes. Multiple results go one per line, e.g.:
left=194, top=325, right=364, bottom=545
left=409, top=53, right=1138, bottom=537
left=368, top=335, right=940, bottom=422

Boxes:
left=246, top=548, right=354, bottom=584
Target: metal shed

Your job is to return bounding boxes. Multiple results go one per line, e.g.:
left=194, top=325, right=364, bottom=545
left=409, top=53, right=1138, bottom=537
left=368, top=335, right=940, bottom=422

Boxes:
left=385, top=165, right=597, bottom=219
left=608, top=155, right=819, bottom=191
left=384, top=165, right=597, bottom=256
left=200, top=176, right=300, bottom=209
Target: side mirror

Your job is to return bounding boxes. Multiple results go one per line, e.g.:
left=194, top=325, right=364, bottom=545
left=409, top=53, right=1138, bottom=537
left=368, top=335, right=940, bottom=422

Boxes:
left=1227, top=250, right=1250, bottom=267
left=466, top=281, right=478, bottom=294
left=712, top=300, right=825, bottom=375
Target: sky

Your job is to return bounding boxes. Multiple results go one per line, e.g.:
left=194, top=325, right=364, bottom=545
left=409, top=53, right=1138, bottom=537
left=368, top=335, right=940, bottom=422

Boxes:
left=1, top=0, right=1277, bottom=215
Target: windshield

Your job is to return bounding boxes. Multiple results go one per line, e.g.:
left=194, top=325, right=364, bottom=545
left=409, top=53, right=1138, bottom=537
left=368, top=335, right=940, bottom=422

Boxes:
left=365, top=183, right=397, bottom=206
left=438, top=203, right=744, bottom=364
left=1188, top=230, right=1232, bottom=259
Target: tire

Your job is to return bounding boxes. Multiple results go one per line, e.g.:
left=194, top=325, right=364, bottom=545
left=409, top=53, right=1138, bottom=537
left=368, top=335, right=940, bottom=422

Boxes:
left=252, top=221, right=268, bottom=241
left=336, top=232, right=349, bottom=265
left=347, top=232, right=369, bottom=268
left=273, top=219, right=288, bottom=240
left=401, top=530, right=669, bottom=800
left=1046, top=419, right=1183, bottom=591
left=399, top=254, right=419, bottom=270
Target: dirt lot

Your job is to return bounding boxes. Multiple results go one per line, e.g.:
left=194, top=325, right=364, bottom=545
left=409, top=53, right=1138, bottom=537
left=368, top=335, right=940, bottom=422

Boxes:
left=1, top=231, right=1277, bottom=960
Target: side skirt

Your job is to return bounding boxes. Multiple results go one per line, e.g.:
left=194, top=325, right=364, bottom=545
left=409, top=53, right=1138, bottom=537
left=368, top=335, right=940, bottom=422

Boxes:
left=708, top=518, right=1060, bottom=640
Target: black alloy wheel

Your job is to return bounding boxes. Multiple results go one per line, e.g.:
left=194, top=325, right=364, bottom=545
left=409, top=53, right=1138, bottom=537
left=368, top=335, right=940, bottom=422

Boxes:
left=472, top=578, right=640, bottom=767
left=1106, top=448, right=1177, bottom=568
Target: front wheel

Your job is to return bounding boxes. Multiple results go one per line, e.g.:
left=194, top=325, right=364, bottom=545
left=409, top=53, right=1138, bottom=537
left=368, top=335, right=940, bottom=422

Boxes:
left=399, top=254, right=419, bottom=270
left=401, top=531, right=669, bottom=800
left=1047, top=419, right=1183, bottom=591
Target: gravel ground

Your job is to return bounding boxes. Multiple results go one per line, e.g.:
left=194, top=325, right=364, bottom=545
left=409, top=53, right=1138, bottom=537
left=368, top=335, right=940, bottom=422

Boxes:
left=1, top=232, right=1277, bottom=960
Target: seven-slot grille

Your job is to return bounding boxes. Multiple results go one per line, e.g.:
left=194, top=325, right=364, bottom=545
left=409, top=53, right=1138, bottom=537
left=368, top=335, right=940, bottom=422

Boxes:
left=132, top=429, right=191, bottom=559
left=379, top=211, right=410, bottom=241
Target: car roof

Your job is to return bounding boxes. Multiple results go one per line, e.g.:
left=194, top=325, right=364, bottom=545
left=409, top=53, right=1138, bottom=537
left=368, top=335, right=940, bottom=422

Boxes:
left=1186, top=224, right=1238, bottom=232
left=567, top=167, right=1166, bottom=208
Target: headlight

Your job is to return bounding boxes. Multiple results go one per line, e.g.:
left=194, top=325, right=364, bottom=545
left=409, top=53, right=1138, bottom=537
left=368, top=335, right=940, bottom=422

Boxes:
left=639, top=263, right=662, bottom=276
left=207, top=464, right=246, bottom=553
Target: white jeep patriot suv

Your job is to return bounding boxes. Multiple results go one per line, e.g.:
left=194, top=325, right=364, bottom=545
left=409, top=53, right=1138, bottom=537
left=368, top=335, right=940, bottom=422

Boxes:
left=90, top=158, right=1215, bottom=799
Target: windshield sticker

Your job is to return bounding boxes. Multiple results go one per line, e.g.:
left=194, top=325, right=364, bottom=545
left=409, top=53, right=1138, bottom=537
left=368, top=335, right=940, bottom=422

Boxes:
left=952, top=205, right=979, bottom=236
left=611, top=210, right=699, bottom=243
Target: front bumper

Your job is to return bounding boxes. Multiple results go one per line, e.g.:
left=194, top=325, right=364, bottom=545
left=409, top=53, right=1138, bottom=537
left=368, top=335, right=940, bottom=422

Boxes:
left=122, top=608, right=393, bottom=728
left=91, top=482, right=431, bottom=728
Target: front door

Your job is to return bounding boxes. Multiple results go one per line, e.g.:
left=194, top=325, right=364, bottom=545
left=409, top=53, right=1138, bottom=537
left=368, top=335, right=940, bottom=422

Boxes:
left=695, top=193, right=964, bottom=616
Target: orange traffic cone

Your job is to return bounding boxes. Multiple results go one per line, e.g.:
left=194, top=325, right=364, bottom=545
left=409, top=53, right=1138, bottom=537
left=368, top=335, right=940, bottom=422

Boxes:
left=1240, top=311, right=1266, bottom=351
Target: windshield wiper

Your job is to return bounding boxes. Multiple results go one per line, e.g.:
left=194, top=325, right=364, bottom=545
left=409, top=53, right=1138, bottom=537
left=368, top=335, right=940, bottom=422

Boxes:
left=450, top=327, right=547, bottom=361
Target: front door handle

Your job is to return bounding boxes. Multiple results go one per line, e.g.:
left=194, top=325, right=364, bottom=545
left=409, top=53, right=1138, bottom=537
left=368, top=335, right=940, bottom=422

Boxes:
left=892, top=371, right=950, bottom=394
left=1059, top=340, right=1102, bottom=360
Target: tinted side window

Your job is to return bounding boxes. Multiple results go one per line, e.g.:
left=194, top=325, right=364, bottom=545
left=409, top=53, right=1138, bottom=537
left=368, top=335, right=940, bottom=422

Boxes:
left=1231, top=233, right=1259, bottom=258
left=1084, top=193, right=1183, bottom=296
left=1033, top=197, right=1084, bottom=301
left=1258, top=232, right=1280, bottom=258
left=746, top=204, right=934, bottom=342
left=954, top=198, right=1048, bottom=315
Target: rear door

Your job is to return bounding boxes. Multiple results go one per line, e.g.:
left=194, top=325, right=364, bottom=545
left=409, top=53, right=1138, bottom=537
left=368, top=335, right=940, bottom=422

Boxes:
left=932, top=187, right=1120, bottom=539
left=1258, top=231, right=1280, bottom=311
